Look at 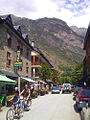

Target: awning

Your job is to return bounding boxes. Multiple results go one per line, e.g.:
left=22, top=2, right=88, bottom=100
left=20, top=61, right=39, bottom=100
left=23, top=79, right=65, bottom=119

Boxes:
left=39, top=80, right=47, bottom=84
left=0, top=74, right=17, bottom=85
left=0, top=69, right=18, bottom=78
left=35, top=79, right=46, bottom=84
left=21, top=77, right=35, bottom=83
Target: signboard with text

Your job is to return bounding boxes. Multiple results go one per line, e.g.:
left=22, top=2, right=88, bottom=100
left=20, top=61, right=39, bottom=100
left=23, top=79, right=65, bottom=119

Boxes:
left=14, top=51, right=23, bottom=67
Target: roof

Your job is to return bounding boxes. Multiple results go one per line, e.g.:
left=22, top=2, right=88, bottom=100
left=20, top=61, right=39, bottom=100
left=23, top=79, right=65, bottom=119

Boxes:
left=0, top=15, right=13, bottom=26
left=33, top=47, right=54, bottom=68
left=84, top=23, right=90, bottom=50
left=0, top=15, right=34, bottom=50
left=22, top=34, right=29, bottom=43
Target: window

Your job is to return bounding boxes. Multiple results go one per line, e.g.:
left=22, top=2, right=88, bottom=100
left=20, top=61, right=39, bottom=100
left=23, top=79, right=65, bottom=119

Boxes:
left=7, top=52, right=11, bottom=66
left=20, top=44, right=23, bottom=55
left=26, top=48, right=29, bottom=59
left=26, top=62, right=29, bottom=73
left=7, top=33, right=12, bottom=48
left=17, top=42, right=23, bottom=55
left=17, top=66, right=22, bottom=71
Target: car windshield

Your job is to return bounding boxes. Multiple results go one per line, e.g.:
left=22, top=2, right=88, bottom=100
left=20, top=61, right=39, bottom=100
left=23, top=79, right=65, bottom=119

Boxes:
left=75, top=87, right=83, bottom=92
left=64, top=85, right=70, bottom=88
left=81, top=90, right=90, bottom=96
left=52, top=87, right=59, bottom=90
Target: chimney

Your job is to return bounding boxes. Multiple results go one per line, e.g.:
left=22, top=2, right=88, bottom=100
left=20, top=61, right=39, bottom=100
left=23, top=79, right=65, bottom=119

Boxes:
left=32, top=40, right=35, bottom=47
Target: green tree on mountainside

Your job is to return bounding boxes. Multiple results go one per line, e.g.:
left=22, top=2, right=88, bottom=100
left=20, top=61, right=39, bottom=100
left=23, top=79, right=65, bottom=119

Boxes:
left=70, top=63, right=84, bottom=85
left=58, top=63, right=84, bottom=85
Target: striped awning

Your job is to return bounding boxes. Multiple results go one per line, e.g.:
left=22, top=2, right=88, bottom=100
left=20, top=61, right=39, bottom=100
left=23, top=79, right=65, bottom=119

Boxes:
left=0, top=74, right=17, bottom=85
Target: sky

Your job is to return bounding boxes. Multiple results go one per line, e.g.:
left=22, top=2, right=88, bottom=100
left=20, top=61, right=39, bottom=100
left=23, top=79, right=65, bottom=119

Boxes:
left=0, top=0, right=90, bottom=28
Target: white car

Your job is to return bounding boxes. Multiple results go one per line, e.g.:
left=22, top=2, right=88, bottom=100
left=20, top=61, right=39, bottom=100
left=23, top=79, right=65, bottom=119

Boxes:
left=62, top=83, right=71, bottom=93
left=51, top=86, right=60, bottom=94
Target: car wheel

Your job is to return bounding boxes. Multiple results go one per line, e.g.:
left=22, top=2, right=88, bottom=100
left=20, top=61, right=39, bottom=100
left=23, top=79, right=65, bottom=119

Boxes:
left=81, top=110, right=85, bottom=120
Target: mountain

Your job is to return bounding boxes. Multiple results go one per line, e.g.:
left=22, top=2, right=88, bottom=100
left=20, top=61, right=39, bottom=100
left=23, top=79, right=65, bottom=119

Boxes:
left=70, top=26, right=87, bottom=37
left=11, top=15, right=85, bottom=70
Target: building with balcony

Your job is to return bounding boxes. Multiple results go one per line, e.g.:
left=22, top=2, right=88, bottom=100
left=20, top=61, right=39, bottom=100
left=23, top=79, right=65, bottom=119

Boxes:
left=83, top=23, right=90, bottom=86
left=31, top=40, right=54, bottom=80
left=0, top=15, right=36, bottom=93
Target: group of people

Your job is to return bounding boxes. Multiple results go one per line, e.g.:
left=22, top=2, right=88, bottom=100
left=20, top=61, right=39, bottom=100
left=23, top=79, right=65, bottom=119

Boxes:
left=7, top=84, right=31, bottom=116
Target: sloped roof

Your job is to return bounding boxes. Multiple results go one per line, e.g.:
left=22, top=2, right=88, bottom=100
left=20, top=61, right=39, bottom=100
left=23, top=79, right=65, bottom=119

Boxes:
left=0, top=14, right=33, bottom=50
left=1, top=14, right=13, bottom=26
left=84, top=23, right=90, bottom=50
left=14, top=25, right=22, bottom=36
left=33, top=47, right=54, bottom=68
left=22, top=34, right=29, bottom=43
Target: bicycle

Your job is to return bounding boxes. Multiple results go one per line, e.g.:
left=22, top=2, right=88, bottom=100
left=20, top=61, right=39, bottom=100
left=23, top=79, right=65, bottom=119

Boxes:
left=21, top=97, right=32, bottom=111
left=6, top=102, right=23, bottom=120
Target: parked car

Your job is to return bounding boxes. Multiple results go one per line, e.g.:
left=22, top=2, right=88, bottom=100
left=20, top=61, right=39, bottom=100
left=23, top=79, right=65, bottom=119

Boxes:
left=76, top=89, right=90, bottom=111
left=62, top=83, right=71, bottom=93
left=51, top=86, right=60, bottom=94
left=58, top=85, right=61, bottom=91
left=73, top=87, right=83, bottom=99
left=71, top=85, right=76, bottom=92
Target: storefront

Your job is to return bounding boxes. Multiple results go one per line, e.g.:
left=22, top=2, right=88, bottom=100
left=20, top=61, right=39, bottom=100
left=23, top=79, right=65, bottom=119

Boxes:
left=0, top=74, right=17, bottom=105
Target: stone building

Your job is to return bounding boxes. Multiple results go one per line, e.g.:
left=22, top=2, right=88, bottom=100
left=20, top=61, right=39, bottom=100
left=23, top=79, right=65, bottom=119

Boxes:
left=0, top=15, right=34, bottom=86
left=83, top=23, right=90, bottom=86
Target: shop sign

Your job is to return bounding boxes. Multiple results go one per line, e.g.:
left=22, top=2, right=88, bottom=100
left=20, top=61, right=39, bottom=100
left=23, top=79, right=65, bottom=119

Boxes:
left=14, top=51, right=23, bottom=67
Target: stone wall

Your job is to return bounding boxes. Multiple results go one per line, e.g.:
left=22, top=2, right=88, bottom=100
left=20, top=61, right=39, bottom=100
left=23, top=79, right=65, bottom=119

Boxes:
left=0, top=23, right=32, bottom=77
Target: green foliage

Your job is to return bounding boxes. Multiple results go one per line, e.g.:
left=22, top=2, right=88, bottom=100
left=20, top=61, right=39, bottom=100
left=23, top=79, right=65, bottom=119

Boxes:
left=51, top=70, right=60, bottom=85
left=40, top=64, right=51, bottom=81
left=70, top=63, right=84, bottom=85
left=40, top=64, right=60, bottom=85
left=59, top=63, right=84, bottom=85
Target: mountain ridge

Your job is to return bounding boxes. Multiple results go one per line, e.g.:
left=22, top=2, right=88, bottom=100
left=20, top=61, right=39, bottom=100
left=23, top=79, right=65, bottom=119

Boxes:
left=9, top=15, right=86, bottom=70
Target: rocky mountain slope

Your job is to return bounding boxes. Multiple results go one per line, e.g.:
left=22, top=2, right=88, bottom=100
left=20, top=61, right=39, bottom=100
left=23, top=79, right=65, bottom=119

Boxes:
left=11, top=15, right=85, bottom=70
left=71, top=26, right=87, bottom=37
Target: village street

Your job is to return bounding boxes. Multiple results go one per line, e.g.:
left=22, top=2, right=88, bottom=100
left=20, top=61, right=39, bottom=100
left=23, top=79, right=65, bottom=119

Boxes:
left=20, top=93, right=81, bottom=120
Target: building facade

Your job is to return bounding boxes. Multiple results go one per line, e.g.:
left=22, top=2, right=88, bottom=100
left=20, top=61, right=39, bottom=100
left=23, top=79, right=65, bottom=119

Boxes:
left=83, top=23, right=90, bottom=86
left=31, top=41, right=54, bottom=80
left=0, top=15, right=33, bottom=79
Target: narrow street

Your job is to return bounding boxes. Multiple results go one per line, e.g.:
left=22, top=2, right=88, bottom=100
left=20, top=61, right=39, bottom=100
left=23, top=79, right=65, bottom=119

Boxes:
left=21, top=93, right=80, bottom=120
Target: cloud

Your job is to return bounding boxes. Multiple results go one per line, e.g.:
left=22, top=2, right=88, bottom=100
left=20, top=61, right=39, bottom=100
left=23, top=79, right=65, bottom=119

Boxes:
left=0, top=0, right=37, bottom=16
left=0, top=0, right=90, bottom=27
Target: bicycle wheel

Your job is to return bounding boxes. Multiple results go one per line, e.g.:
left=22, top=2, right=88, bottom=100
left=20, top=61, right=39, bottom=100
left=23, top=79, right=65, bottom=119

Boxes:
left=20, top=102, right=24, bottom=114
left=28, top=98, right=32, bottom=107
left=6, top=108, right=15, bottom=120
left=30, top=98, right=32, bottom=106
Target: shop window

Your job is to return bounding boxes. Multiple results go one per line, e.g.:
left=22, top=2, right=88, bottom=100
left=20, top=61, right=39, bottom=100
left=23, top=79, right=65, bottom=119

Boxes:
left=26, top=62, right=29, bottom=73
left=7, top=52, right=11, bottom=66
left=7, top=33, right=12, bottom=48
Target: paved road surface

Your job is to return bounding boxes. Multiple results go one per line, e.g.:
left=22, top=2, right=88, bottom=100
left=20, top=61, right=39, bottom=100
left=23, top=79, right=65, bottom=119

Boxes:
left=21, top=93, right=80, bottom=120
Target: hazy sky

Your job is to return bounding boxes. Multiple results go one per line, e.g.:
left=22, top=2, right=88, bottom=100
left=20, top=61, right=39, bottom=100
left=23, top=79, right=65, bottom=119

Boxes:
left=0, top=0, right=90, bottom=28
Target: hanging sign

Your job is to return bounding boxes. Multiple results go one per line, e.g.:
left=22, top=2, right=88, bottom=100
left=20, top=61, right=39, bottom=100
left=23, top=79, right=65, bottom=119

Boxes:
left=14, top=51, right=23, bottom=67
